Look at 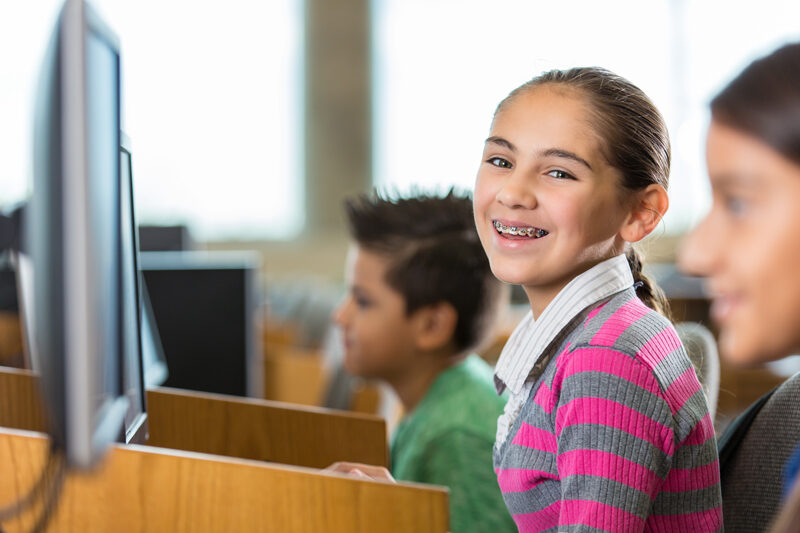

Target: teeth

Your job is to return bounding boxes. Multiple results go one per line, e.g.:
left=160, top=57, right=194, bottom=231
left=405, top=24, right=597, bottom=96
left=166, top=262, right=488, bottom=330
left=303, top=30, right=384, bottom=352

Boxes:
left=493, top=221, right=548, bottom=238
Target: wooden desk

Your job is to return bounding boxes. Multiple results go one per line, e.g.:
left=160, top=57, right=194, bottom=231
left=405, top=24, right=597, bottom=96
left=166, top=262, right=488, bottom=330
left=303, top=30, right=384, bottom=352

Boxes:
left=0, top=427, right=448, bottom=533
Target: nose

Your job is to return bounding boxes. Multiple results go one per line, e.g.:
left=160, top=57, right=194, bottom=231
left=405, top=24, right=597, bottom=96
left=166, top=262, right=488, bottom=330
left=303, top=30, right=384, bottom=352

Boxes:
left=496, top=170, right=537, bottom=210
left=677, top=213, right=719, bottom=278
left=332, top=296, right=352, bottom=327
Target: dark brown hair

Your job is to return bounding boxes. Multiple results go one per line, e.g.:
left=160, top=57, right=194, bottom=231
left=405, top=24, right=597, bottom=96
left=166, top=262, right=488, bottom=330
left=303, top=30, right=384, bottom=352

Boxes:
left=495, top=67, right=671, bottom=317
left=344, top=189, right=504, bottom=352
left=712, top=42, right=800, bottom=166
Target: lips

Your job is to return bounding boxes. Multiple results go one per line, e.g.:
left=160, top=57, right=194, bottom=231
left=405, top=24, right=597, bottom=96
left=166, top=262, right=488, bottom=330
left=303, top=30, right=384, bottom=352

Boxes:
left=710, top=294, right=738, bottom=324
left=705, top=279, right=742, bottom=324
left=340, top=333, right=353, bottom=353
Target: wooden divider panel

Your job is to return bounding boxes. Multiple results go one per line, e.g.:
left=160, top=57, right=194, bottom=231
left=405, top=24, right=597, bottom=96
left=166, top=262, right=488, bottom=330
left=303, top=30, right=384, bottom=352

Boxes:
left=147, top=387, right=389, bottom=468
left=0, top=367, right=46, bottom=432
left=0, top=368, right=388, bottom=468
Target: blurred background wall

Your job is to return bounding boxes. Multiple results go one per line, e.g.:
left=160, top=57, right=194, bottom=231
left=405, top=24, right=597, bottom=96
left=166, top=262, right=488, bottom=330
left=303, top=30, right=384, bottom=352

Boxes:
left=1, top=0, right=799, bottom=283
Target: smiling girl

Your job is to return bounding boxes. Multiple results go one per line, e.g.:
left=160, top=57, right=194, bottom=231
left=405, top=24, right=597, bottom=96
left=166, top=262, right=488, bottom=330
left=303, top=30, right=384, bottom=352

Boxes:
left=475, top=68, right=722, bottom=532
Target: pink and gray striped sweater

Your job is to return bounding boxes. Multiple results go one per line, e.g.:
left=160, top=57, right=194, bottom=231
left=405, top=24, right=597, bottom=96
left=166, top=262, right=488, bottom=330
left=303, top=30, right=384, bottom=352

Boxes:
left=493, top=288, right=723, bottom=532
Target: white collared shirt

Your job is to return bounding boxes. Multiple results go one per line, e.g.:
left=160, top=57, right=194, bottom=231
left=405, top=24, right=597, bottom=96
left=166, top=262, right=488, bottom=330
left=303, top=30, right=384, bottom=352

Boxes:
left=493, top=254, right=635, bottom=449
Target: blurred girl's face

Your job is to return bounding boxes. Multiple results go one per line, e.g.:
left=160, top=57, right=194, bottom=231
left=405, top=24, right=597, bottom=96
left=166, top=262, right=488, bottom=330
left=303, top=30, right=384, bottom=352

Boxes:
left=679, top=119, right=800, bottom=364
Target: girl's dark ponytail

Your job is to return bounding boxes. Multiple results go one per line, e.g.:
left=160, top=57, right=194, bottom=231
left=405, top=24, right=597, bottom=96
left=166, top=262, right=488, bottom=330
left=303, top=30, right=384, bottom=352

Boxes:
left=625, top=246, right=671, bottom=320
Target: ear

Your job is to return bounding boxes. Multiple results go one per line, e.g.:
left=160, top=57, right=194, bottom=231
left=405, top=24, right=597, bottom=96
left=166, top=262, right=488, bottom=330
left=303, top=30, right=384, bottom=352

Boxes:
left=410, top=302, right=458, bottom=352
left=619, top=184, right=669, bottom=243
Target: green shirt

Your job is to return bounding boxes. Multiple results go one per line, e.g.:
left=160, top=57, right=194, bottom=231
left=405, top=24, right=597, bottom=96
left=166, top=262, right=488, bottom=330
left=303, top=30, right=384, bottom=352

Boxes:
left=391, top=355, right=515, bottom=533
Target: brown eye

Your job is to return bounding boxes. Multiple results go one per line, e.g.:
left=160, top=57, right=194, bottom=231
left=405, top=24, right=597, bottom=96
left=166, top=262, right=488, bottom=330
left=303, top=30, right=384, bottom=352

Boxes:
left=488, top=157, right=513, bottom=169
left=547, top=169, right=575, bottom=180
left=724, top=195, right=748, bottom=216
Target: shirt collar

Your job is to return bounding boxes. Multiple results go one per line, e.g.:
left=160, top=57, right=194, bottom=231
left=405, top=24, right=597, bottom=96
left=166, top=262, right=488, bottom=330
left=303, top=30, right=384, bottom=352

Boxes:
left=493, top=254, right=634, bottom=395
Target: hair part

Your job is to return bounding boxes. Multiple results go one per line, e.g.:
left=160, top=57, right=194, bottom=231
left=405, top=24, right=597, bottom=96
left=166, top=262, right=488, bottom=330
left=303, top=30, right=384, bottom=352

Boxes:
left=711, top=42, right=800, bottom=167
left=496, top=67, right=672, bottom=317
left=343, top=188, right=504, bottom=352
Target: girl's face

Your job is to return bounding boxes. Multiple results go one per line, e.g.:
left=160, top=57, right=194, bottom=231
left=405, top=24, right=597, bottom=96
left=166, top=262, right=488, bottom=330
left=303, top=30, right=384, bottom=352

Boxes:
left=473, top=87, right=630, bottom=316
left=679, top=120, right=800, bottom=364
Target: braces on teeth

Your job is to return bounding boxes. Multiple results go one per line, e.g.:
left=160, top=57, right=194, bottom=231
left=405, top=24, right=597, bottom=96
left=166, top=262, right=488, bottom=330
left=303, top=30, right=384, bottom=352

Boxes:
left=493, top=221, right=548, bottom=238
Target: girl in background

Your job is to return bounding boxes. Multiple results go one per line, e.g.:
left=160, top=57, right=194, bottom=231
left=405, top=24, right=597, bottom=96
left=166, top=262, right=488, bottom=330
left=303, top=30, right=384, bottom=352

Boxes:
left=678, top=42, right=800, bottom=533
left=474, top=67, right=722, bottom=531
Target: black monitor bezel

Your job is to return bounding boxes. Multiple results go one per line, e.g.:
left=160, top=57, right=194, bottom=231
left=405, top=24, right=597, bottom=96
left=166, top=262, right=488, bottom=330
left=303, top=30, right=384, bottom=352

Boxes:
left=120, top=131, right=148, bottom=445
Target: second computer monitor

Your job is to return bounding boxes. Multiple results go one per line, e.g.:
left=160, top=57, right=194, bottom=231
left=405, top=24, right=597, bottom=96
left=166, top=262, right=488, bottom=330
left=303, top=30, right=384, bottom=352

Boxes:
left=140, top=252, right=262, bottom=398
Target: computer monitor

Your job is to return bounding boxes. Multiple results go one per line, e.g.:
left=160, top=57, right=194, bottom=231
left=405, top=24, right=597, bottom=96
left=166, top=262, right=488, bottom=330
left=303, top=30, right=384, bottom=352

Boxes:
left=138, top=224, right=194, bottom=252
left=119, top=132, right=148, bottom=445
left=27, top=0, right=128, bottom=469
left=120, top=134, right=169, bottom=391
left=140, top=251, right=262, bottom=398
left=140, top=281, right=169, bottom=389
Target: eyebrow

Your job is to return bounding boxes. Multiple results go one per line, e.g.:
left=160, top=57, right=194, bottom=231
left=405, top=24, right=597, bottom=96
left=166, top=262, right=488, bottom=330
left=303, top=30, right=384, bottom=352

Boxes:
left=350, top=284, right=365, bottom=295
left=485, top=136, right=516, bottom=152
left=709, top=172, right=767, bottom=195
left=712, top=172, right=760, bottom=186
left=540, top=148, right=593, bottom=170
left=484, top=136, right=592, bottom=170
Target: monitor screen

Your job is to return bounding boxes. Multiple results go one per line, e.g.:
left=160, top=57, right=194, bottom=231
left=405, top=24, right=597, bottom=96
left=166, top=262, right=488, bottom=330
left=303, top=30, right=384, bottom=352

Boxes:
left=85, top=18, right=122, bottom=438
left=28, top=0, right=128, bottom=469
left=140, top=251, right=262, bottom=398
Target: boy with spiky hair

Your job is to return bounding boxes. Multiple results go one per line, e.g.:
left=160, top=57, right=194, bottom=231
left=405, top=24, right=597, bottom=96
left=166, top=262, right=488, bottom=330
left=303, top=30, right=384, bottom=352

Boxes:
left=330, top=189, right=514, bottom=533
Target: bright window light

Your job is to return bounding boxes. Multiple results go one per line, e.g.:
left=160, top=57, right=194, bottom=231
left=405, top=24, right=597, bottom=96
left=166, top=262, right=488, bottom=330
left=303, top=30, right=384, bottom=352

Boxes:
left=373, top=0, right=800, bottom=233
left=0, top=0, right=303, bottom=241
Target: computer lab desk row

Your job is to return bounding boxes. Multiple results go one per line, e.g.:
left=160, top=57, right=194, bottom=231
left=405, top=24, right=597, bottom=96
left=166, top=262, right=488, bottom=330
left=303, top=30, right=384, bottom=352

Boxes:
left=0, top=367, right=449, bottom=533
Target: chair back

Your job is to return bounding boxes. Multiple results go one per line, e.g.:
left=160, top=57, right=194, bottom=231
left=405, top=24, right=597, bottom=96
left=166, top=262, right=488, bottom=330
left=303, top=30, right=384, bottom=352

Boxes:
left=675, top=321, right=721, bottom=420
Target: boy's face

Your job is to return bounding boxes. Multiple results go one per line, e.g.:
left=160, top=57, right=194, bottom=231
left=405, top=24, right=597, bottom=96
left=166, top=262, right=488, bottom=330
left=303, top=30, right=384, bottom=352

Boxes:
left=333, top=245, right=418, bottom=381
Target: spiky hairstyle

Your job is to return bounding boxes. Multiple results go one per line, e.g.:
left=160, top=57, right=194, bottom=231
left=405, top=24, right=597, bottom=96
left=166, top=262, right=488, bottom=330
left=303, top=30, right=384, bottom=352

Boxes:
left=344, top=188, right=503, bottom=352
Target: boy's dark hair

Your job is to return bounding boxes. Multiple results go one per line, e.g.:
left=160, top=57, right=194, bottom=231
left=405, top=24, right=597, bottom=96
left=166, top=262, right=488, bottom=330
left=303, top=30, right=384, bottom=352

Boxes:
left=343, top=189, right=503, bottom=353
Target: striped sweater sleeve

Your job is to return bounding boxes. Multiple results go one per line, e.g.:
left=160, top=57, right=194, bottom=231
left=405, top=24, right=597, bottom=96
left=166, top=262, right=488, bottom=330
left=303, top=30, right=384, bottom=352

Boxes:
left=553, top=345, right=675, bottom=532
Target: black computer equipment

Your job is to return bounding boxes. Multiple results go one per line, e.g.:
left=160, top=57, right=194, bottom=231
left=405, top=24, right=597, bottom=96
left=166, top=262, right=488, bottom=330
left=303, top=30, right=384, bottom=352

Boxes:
left=140, top=251, right=262, bottom=398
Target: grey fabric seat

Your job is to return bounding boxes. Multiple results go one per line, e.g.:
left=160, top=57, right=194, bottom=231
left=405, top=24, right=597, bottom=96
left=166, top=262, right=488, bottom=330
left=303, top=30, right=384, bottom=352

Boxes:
left=676, top=322, right=721, bottom=420
left=720, top=372, right=800, bottom=533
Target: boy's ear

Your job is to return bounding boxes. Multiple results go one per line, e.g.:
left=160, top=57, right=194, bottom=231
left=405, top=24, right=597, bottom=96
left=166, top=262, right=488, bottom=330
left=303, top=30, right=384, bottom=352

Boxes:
left=619, top=184, right=669, bottom=243
left=411, top=302, right=458, bottom=351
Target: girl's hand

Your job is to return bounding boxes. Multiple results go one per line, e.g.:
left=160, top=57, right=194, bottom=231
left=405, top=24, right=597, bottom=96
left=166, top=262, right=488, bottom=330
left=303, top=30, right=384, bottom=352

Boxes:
left=325, top=462, right=396, bottom=483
